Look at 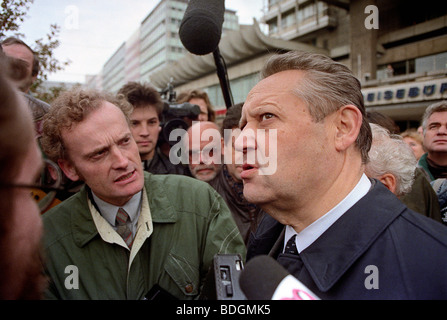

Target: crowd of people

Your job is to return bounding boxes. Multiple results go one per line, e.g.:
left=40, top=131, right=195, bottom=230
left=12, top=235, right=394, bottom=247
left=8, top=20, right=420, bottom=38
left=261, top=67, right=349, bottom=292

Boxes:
left=1, top=37, right=447, bottom=300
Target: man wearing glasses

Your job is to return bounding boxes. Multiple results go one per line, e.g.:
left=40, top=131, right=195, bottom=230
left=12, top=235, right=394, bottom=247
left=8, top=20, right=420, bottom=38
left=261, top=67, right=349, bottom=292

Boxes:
left=0, top=56, right=47, bottom=299
left=40, top=88, right=245, bottom=300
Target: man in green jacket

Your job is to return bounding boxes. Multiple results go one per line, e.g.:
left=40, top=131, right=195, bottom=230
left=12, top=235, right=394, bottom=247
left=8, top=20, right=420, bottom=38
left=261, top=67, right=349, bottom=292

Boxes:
left=40, top=88, right=245, bottom=300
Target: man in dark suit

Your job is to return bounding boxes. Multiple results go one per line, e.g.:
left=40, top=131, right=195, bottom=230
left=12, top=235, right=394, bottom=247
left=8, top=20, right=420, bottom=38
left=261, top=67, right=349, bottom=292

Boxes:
left=235, top=51, right=447, bottom=299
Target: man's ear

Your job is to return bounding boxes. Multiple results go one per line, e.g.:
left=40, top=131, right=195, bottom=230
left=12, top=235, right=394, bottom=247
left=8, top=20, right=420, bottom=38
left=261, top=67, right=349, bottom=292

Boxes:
left=378, top=173, right=397, bottom=195
left=57, top=159, right=80, bottom=182
left=334, top=105, right=362, bottom=152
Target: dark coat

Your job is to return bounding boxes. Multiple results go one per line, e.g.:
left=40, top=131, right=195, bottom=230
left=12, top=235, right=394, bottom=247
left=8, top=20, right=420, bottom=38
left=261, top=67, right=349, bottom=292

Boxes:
left=247, top=180, right=447, bottom=299
left=143, top=147, right=190, bottom=176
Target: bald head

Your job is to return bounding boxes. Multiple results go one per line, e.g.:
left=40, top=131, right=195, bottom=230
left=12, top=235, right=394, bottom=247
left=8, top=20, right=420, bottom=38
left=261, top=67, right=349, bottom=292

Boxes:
left=186, top=121, right=222, bottom=182
left=187, top=121, right=219, bottom=135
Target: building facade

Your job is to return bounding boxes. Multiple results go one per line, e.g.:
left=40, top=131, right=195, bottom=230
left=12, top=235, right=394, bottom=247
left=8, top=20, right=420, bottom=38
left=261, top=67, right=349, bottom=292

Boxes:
left=150, top=0, right=447, bottom=129
left=86, top=0, right=239, bottom=94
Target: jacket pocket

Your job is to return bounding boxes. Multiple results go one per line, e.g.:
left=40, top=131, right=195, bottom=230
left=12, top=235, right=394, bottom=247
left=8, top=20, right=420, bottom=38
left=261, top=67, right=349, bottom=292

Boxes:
left=164, top=252, right=200, bottom=297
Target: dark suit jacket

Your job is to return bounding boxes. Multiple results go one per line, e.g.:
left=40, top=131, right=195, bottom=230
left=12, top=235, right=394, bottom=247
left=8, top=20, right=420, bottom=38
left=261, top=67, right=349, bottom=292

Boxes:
left=247, top=180, right=447, bottom=299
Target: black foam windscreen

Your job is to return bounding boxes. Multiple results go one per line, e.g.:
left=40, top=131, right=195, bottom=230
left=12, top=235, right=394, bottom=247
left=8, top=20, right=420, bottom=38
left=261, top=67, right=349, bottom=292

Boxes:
left=179, top=0, right=225, bottom=55
left=239, top=255, right=289, bottom=300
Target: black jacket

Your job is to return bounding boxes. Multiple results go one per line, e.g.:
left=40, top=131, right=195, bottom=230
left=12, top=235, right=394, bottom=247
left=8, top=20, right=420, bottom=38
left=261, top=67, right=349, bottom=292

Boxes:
left=247, top=180, right=447, bottom=299
left=143, top=147, right=191, bottom=176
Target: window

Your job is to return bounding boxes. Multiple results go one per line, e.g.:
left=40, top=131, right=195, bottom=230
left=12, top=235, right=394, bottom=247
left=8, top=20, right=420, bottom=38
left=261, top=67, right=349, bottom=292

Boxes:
left=416, top=52, right=447, bottom=73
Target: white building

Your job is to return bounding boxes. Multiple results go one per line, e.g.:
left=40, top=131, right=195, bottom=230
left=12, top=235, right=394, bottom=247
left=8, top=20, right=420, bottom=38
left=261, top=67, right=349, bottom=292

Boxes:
left=86, top=0, right=239, bottom=93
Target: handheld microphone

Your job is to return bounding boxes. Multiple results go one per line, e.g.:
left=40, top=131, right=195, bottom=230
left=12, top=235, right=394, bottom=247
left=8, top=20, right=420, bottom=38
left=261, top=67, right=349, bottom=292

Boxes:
left=179, top=0, right=225, bottom=55
left=239, top=255, right=320, bottom=300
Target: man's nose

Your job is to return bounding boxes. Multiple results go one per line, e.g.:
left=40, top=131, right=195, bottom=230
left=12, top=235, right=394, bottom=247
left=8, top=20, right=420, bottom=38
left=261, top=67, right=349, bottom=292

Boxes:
left=438, top=125, right=447, bottom=134
left=140, top=124, right=149, bottom=136
left=234, top=128, right=256, bottom=154
left=111, top=147, right=129, bottom=169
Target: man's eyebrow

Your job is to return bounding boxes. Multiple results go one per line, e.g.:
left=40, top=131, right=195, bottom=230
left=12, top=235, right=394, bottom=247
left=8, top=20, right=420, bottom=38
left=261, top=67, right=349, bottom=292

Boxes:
left=84, top=145, right=109, bottom=159
left=118, top=133, right=132, bottom=143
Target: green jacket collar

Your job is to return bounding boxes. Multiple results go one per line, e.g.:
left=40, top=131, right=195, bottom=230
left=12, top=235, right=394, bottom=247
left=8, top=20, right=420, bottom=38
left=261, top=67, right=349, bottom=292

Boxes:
left=418, top=153, right=435, bottom=181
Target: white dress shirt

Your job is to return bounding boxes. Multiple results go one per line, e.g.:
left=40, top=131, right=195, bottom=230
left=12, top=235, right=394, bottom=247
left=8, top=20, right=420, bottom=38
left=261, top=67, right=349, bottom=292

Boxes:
left=284, top=174, right=371, bottom=253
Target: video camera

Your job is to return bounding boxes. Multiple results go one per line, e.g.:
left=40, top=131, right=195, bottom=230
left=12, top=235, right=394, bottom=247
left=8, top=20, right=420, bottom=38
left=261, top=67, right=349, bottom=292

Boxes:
left=159, top=80, right=200, bottom=146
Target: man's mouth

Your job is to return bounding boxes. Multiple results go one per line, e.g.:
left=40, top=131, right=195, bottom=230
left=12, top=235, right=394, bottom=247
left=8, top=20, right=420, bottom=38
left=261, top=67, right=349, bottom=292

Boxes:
left=240, top=163, right=258, bottom=179
left=115, top=170, right=135, bottom=182
left=242, top=163, right=255, bottom=171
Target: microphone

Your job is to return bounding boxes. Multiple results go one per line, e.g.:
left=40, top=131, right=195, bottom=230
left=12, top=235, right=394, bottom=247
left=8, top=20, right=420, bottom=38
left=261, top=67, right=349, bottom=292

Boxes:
left=239, top=255, right=320, bottom=300
left=179, top=0, right=225, bottom=55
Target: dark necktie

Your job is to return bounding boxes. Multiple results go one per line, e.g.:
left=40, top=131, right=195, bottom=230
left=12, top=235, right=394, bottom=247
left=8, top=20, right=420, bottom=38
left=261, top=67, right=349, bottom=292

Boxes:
left=116, top=208, right=133, bottom=248
left=284, top=234, right=299, bottom=255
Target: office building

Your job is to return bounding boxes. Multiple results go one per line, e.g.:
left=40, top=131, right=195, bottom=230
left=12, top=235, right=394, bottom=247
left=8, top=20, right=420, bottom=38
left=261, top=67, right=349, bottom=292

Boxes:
left=87, top=0, right=239, bottom=94
left=150, top=0, right=447, bottom=129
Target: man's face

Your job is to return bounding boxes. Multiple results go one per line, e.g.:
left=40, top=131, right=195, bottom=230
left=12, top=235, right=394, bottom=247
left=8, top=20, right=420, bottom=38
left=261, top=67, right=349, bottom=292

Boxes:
left=424, top=111, right=447, bottom=155
left=235, top=70, right=334, bottom=218
left=187, top=123, right=222, bottom=182
left=2, top=44, right=35, bottom=92
left=402, top=136, right=425, bottom=160
left=8, top=96, right=45, bottom=299
left=59, top=101, right=144, bottom=206
left=130, top=106, right=161, bottom=161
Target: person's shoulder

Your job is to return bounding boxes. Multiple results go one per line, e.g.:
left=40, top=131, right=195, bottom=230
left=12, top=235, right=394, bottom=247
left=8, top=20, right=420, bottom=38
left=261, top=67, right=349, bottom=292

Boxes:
left=146, top=171, right=207, bottom=189
left=145, top=172, right=218, bottom=199
left=398, top=208, right=447, bottom=248
left=145, top=172, right=226, bottom=215
left=42, top=191, right=86, bottom=236
left=43, top=192, right=81, bottom=219
left=41, top=198, right=76, bottom=248
left=362, top=181, right=447, bottom=248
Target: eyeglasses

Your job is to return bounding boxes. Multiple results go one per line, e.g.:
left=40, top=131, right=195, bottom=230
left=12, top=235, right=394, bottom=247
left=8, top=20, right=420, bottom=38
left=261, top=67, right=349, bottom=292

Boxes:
left=0, top=159, right=64, bottom=212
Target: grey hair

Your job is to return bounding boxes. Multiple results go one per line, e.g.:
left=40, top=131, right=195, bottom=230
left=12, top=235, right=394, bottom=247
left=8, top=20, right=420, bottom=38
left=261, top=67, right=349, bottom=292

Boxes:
left=261, top=50, right=372, bottom=164
left=366, top=123, right=417, bottom=197
left=421, top=100, right=447, bottom=134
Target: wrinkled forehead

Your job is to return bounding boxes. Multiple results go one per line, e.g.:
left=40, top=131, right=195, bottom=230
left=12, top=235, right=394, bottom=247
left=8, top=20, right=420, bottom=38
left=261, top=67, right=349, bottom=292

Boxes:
left=62, top=102, right=130, bottom=143
left=428, top=111, right=447, bottom=123
left=2, top=43, right=34, bottom=66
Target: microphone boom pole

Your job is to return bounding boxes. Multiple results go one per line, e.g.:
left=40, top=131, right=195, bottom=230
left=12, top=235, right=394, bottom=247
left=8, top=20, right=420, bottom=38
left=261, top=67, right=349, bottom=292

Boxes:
left=179, top=0, right=234, bottom=109
left=213, top=47, right=234, bottom=109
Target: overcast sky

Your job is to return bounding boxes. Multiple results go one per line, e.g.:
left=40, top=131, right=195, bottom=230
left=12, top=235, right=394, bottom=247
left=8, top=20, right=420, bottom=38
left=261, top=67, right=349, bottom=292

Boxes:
left=5, top=0, right=266, bottom=83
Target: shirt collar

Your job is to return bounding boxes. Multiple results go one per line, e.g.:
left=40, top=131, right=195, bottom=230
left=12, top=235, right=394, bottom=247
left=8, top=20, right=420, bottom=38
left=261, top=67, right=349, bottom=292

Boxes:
left=92, top=191, right=142, bottom=226
left=285, top=174, right=371, bottom=253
